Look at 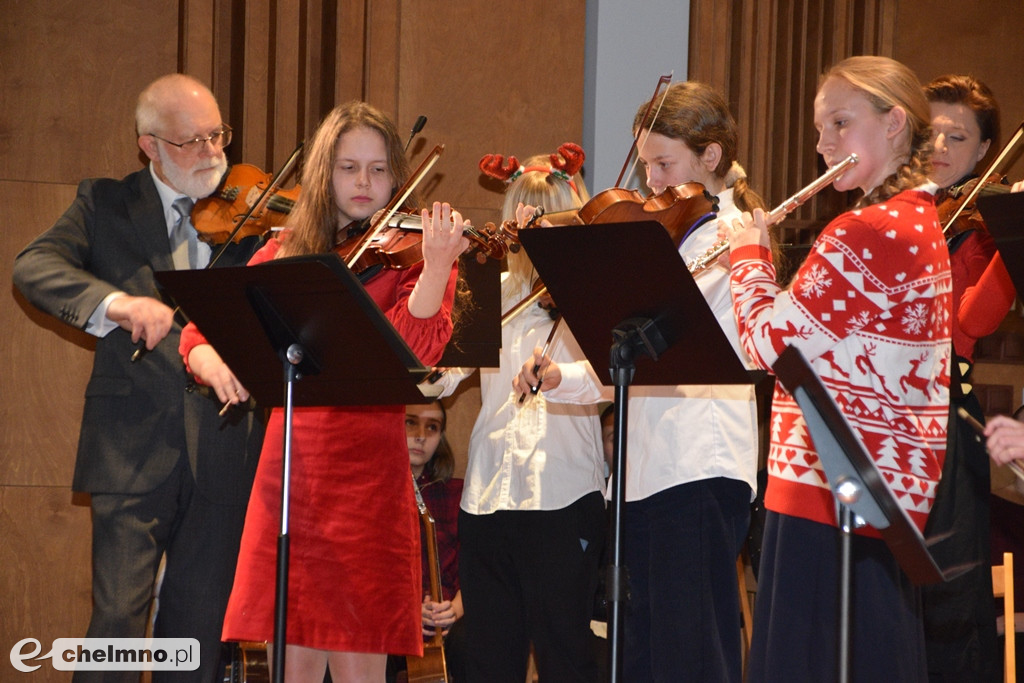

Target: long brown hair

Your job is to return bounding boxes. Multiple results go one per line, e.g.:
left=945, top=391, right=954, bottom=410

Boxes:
left=632, top=81, right=767, bottom=214
left=822, top=57, right=933, bottom=206
left=278, top=101, right=416, bottom=258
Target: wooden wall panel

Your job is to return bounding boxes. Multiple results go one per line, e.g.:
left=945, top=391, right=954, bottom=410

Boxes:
left=384, top=1, right=587, bottom=228
left=0, top=487, right=92, bottom=668
left=690, top=0, right=900, bottom=252
left=0, top=1, right=178, bottom=185
left=2, top=181, right=91, bottom=487
left=2, top=4, right=179, bottom=679
left=690, top=0, right=1024, bottom=252
left=894, top=0, right=1024, bottom=182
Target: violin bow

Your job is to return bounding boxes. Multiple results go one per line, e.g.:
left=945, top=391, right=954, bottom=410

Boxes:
left=344, top=144, right=445, bottom=270
left=943, top=119, right=1024, bottom=234
left=614, top=73, right=673, bottom=188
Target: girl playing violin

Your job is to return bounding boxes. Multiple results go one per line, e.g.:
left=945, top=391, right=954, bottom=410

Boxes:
left=722, top=55, right=951, bottom=682
left=618, top=80, right=766, bottom=683
left=921, top=73, right=1012, bottom=682
left=435, top=145, right=608, bottom=683
left=179, top=100, right=469, bottom=683
left=517, top=83, right=770, bottom=682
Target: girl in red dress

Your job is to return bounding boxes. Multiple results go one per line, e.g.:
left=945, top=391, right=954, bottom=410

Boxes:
left=180, top=101, right=468, bottom=682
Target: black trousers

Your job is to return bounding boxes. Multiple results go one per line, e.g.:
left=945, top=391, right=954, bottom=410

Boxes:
left=622, top=477, right=751, bottom=683
left=458, top=492, right=606, bottom=683
left=76, top=454, right=248, bottom=683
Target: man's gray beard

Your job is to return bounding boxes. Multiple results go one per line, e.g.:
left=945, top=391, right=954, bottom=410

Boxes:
left=158, top=147, right=227, bottom=198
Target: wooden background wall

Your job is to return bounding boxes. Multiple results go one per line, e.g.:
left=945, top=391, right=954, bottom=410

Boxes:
left=1, top=1, right=585, bottom=678
left=4, top=0, right=1023, bottom=679
left=690, top=0, right=1024, bottom=248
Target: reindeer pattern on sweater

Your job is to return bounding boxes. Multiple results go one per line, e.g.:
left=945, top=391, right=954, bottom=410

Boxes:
left=729, top=188, right=952, bottom=533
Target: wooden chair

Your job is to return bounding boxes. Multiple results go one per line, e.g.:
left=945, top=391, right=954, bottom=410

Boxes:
left=993, top=551, right=1016, bottom=683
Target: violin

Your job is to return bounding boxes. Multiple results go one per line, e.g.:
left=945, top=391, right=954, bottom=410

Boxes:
left=938, top=172, right=1011, bottom=239
left=494, top=182, right=718, bottom=253
left=192, top=163, right=301, bottom=245
left=333, top=210, right=513, bottom=280
left=489, top=183, right=717, bottom=328
left=131, top=145, right=303, bottom=364
left=406, top=473, right=450, bottom=683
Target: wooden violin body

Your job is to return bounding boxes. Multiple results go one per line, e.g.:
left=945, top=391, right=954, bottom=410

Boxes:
left=493, top=181, right=718, bottom=254
left=222, top=641, right=269, bottom=683
left=938, top=172, right=1011, bottom=238
left=193, top=163, right=301, bottom=245
left=334, top=211, right=514, bottom=282
left=406, top=643, right=448, bottom=683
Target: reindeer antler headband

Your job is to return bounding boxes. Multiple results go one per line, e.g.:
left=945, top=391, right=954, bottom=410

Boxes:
left=479, top=142, right=585, bottom=195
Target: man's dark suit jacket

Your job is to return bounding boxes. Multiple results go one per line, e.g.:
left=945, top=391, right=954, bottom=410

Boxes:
left=13, top=167, right=264, bottom=502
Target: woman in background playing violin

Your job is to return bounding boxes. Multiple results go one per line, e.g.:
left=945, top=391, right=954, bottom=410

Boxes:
left=179, top=100, right=469, bottom=683
left=386, top=399, right=466, bottom=683
left=921, top=73, right=1014, bottom=683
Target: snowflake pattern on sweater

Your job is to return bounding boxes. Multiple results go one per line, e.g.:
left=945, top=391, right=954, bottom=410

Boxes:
left=730, top=189, right=952, bottom=533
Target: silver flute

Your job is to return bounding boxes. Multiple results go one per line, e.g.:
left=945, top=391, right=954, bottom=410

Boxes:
left=686, top=153, right=859, bottom=275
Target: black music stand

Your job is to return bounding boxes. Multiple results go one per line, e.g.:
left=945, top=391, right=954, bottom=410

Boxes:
left=771, top=344, right=972, bottom=683
left=437, top=255, right=501, bottom=368
left=978, top=190, right=1024, bottom=297
left=157, top=253, right=438, bottom=683
left=518, top=221, right=758, bottom=683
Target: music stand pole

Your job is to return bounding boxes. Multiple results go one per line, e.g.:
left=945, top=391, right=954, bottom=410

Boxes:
left=835, top=483, right=862, bottom=683
left=272, top=344, right=304, bottom=683
left=605, top=317, right=671, bottom=683
left=606, top=346, right=634, bottom=683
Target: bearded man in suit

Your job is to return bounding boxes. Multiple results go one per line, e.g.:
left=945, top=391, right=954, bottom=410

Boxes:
left=13, top=73, right=265, bottom=683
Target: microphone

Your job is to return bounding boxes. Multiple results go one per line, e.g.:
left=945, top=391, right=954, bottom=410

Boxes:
left=404, top=115, right=427, bottom=151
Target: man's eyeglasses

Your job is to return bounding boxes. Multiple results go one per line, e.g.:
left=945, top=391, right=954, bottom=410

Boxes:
left=148, top=125, right=232, bottom=155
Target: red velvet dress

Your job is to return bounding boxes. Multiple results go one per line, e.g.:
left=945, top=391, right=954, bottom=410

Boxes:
left=180, top=238, right=458, bottom=655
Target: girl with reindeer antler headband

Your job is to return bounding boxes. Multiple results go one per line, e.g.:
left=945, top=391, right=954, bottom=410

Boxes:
left=432, top=143, right=609, bottom=682
left=478, top=142, right=590, bottom=292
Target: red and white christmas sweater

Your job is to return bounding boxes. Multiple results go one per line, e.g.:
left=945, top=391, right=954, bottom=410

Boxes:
left=729, top=188, right=952, bottom=534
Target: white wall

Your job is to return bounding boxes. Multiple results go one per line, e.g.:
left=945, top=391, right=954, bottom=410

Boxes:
left=583, top=0, right=690, bottom=194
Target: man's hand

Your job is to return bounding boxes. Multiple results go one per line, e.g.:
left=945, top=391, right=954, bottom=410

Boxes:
left=106, top=295, right=175, bottom=349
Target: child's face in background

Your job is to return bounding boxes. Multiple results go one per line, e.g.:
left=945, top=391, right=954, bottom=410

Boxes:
left=406, top=403, right=444, bottom=473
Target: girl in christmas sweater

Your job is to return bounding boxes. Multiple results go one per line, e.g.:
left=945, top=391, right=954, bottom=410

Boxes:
left=721, top=56, right=952, bottom=682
